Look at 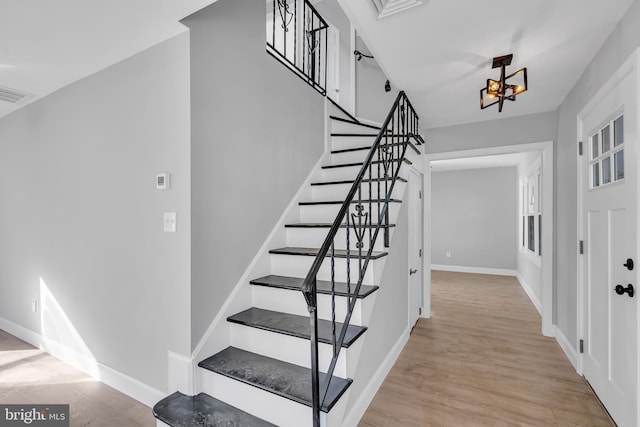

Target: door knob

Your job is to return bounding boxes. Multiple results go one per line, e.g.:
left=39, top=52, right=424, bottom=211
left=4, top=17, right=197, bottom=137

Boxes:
left=409, top=269, right=418, bottom=275
left=623, top=258, right=634, bottom=270
left=614, top=284, right=634, bottom=298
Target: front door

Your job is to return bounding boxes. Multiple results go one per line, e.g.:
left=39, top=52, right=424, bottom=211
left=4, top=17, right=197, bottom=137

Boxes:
left=580, top=58, right=638, bottom=427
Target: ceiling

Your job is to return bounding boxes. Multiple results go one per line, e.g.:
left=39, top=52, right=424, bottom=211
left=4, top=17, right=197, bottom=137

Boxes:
left=339, top=0, right=634, bottom=129
left=0, top=0, right=217, bottom=119
left=0, top=0, right=634, bottom=129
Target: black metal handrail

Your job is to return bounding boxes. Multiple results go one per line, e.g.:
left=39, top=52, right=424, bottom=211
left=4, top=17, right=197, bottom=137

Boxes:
left=301, top=91, right=422, bottom=427
left=267, top=0, right=329, bottom=94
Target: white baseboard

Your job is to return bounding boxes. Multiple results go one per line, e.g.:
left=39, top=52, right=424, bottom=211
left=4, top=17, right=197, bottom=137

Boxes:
left=516, top=273, right=542, bottom=315
left=0, top=316, right=164, bottom=408
left=341, top=327, right=410, bottom=427
left=554, top=325, right=579, bottom=372
left=431, top=264, right=517, bottom=277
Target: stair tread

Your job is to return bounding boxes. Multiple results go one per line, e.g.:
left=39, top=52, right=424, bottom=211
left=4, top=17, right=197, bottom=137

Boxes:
left=153, top=391, right=275, bottom=427
left=322, top=158, right=412, bottom=169
left=331, top=142, right=420, bottom=156
left=311, top=177, right=407, bottom=186
left=250, top=274, right=378, bottom=298
left=299, top=198, right=401, bottom=205
left=228, top=307, right=366, bottom=347
left=285, top=222, right=395, bottom=228
left=269, top=246, right=388, bottom=259
left=198, top=347, right=352, bottom=413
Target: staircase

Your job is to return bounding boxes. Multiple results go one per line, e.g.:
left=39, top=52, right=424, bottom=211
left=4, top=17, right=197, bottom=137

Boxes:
left=154, top=93, right=422, bottom=427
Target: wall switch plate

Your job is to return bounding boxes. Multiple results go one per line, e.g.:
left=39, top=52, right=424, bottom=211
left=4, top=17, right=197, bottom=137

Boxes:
left=445, top=251, right=451, bottom=258
left=31, top=299, right=37, bottom=313
left=163, top=212, right=177, bottom=232
left=156, top=173, right=170, bottom=190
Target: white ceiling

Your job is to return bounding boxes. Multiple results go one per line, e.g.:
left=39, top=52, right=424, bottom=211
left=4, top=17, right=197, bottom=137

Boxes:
left=0, top=0, right=634, bottom=129
left=340, top=0, right=634, bottom=129
left=0, top=0, right=217, bottom=119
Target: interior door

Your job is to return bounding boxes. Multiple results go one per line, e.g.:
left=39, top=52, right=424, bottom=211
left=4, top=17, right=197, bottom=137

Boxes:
left=409, top=169, right=423, bottom=328
left=325, top=25, right=340, bottom=104
left=580, top=63, right=638, bottom=427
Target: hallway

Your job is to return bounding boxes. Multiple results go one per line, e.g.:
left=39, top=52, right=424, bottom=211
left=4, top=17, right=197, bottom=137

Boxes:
left=359, top=271, right=613, bottom=426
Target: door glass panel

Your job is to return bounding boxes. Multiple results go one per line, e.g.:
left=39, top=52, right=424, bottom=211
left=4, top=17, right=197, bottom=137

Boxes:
left=528, top=216, right=535, bottom=252
left=614, top=115, right=624, bottom=146
left=602, top=125, right=610, bottom=152
left=592, top=133, right=599, bottom=159
left=614, top=150, right=624, bottom=181
left=593, top=163, right=600, bottom=187
left=538, top=215, right=542, bottom=255
left=602, top=157, right=611, bottom=184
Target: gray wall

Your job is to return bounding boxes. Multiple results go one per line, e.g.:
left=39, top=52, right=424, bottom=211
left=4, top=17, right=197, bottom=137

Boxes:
left=0, top=33, right=191, bottom=392
left=554, top=0, right=640, bottom=348
left=431, top=167, right=518, bottom=270
left=355, top=36, right=399, bottom=123
left=426, top=111, right=557, bottom=154
left=182, top=0, right=325, bottom=349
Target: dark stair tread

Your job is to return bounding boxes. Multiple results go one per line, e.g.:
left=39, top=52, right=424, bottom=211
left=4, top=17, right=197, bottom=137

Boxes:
left=269, top=246, right=388, bottom=259
left=330, top=115, right=381, bottom=130
left=331, top=142, right=420, bottom=156
left=153, top=391, right=276, bottom=427
left=322, top=158, right=412, bottom=169
left=311, top=177, right=407, bottom=186
left=299, top=198, right=401, bottom=205
left=285, top=222, right=395, bottom=228
left=198, top=347, right=351, bottom=413
left=227, top=307, right=366, bottom=348
left=250, top=274, right=379, bottom=298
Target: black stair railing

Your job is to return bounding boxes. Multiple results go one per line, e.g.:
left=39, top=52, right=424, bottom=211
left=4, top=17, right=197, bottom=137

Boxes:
left=267, top=0, right=329, bottom=94
left=301, top=91, right=423, bottom=427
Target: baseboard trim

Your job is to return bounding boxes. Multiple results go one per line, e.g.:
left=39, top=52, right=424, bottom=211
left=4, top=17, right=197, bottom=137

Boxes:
left=341, top=327, right=410, bottom=427
left=431, top=264, right=517, bottom=277
left=0, top=316, right=164, bottom=408
left=554, top=325, right=579, bottom=372
left=516, top=273, right=543, bottom=315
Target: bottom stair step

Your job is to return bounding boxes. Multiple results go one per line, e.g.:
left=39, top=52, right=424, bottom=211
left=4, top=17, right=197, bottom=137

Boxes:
left=153, top=391, right=275, bottom=427
left=198, top=346, right=352, bottom=413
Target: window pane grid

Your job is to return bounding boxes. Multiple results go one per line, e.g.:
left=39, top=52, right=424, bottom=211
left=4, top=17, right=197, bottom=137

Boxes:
left=589, top=114, right=624, bottom=189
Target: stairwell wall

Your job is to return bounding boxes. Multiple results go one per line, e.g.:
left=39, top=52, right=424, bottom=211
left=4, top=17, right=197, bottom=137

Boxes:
left=182, top=0, right=325, bottom=350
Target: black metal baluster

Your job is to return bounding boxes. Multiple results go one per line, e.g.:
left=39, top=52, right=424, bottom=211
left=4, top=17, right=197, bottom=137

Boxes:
left=331, top=241, right=336, bottom=357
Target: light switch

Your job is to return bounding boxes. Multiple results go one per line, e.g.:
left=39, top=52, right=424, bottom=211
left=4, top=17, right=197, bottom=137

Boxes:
left=164, top=212, right=177, bottom=232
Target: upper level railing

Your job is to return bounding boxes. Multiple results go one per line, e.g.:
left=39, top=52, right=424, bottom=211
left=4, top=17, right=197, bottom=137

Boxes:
left=301, top=91, right=424, bottom=427
left=267, top=0, right=329, bottom=94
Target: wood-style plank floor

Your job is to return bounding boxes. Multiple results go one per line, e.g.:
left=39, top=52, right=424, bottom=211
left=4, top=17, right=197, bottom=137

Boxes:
left=359, top=271, right=614, bottom=427
left=0, top=329, right=155, bottom=427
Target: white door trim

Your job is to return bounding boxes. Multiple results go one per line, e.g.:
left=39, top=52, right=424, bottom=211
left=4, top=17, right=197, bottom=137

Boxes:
left=576, top=47, right=640, bottom=425
left=408, top=166, right=424, bottom=324
left=424, top=141, right=555, bottom=337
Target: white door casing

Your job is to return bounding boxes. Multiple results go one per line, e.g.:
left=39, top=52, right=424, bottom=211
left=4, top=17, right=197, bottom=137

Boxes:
left=409, top=167, right=423, bottom=327
left=577, top=49, right=639, bottom=427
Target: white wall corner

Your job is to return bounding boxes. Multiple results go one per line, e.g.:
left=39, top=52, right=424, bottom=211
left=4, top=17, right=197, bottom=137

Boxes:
left=341, top=327, right=410, bottom=427
left=554, top=325, right=579, bottom=372
left=168, top=351, right=194, bottom=395
left=516, top=273, right=542, bottom=315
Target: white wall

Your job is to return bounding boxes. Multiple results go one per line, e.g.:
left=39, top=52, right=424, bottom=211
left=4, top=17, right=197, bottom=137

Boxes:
left=0, top=33, right=191, bottom=395
left=183, top=0, right=325, bottom=350
left=431, top=167, right=518, bottom=271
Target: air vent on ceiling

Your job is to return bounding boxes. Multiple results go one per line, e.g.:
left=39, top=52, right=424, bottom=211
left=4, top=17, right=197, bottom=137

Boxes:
left=372, top=0, right=422, bottom=19
left=0, top=86, right=31, bottom=104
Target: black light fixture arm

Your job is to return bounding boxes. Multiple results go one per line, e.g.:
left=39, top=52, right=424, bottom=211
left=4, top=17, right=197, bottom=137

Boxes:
left=354, top=49, right=374, bottom=61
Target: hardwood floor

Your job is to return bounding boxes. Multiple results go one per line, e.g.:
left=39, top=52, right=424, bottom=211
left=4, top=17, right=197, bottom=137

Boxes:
left=0, top=329, right=155, bottom=427
left=359, top=271, right=614, bottom=427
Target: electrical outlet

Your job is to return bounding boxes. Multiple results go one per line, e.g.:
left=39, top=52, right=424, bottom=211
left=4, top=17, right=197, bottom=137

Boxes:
left=163, top=212, right=177, bottom=233
left=445, top=250, right=452, bottom=258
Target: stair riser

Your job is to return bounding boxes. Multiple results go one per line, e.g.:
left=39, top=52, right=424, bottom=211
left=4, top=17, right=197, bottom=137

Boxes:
left=299, top=202, right=401, bottom=224
left=286, top=227, right=386, bottom=252
left=201, top=371, right=344, bottom=427
left=330, top=135, right=377, bottom=152
left=331, top=120, right=380, bottom=134
left=321, top=164, right=409, bottom=183
left=229, top=324, right=349, bottom=377
left=251, top=285, right=364, bottom=325
left=270, top=253, right=379, bottom=285
left=311, top=181, right=405, bottom=202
